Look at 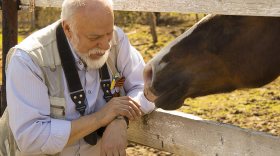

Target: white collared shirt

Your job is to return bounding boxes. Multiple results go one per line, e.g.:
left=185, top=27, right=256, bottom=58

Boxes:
left=6, top=27, right=155, bottom=156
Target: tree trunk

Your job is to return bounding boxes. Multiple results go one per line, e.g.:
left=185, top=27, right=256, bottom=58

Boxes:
left=1, top=0, right=18, bottom=116
left=195, top=14, right=199, bottom=22
left=31, top=10, right=36, bottom=30
left=147, top=12, right=158, bottom=44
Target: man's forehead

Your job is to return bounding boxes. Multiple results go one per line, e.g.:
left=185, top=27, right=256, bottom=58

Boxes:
left=87, top=29, right=114, bottom=37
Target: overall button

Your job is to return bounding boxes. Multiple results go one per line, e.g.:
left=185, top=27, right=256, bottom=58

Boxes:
left=88, top=90, right=92, bottom=94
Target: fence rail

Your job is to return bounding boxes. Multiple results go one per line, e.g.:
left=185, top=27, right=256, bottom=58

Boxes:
left=128, top=109, right=280, bottom=155
left=20, top=0, right=280, bottom=17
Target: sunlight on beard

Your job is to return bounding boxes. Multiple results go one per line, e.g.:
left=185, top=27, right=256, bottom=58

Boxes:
left=71, top=31, right=111, bottom=69
left=78, top=49, right=110, bottom=69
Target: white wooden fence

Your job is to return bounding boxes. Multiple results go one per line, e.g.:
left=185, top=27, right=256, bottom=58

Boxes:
left=20, top=0, right=280, bottom=155
left=21, top=0, right=280, bottom=16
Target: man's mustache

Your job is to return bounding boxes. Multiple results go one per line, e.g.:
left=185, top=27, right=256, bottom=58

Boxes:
left=88, top=49, right=107, bottom=56
left=88, top=42, right=112, bottom=56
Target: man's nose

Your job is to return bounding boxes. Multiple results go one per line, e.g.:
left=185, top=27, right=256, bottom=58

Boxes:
left=98, top=36, right=111, bottom=50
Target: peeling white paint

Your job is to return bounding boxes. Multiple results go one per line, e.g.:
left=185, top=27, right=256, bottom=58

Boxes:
left=21, top=0, right=280, bottom=17
left=128, top=110, right=280, bottom=156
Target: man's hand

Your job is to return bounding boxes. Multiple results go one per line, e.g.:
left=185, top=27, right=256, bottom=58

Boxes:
left=100, top=118, right=128, bottom=156
left=96, top=96, right=142, bottom=127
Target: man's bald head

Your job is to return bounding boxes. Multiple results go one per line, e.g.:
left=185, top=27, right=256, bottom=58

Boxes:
left=61, top=0, right=113, bottom=23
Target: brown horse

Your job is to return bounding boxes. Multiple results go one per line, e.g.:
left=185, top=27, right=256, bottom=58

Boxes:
left=143, top=14, right=280, bottom=110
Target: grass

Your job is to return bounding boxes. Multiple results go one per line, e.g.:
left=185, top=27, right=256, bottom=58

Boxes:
left=0, top=35, right=25, bottom=84
left=0, top=34, right=25, bottom=49
left=180, top=85, right=280, bottom=135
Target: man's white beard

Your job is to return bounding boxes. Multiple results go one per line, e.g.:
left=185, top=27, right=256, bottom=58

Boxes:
left=77, top=49, right=109, bottom=69
left=71, top=32, right=110, bottom=69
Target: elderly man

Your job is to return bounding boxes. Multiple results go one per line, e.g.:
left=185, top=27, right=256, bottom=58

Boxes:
left=6, top=0, right=155, bottom=155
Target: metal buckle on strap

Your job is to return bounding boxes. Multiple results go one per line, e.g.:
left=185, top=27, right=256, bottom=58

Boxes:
left=70, top=89, right=86, bottom=115
left=100, top=79, right=111, bottom=84
left=100, top=79, right=113, bottom=102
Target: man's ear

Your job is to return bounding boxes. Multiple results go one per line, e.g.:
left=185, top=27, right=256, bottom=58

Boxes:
left=62, top=21, right=72, bottom=39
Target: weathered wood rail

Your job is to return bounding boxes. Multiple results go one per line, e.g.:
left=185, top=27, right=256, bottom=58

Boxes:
left=2, top=0, right=280, bottom=155
left=128, top=109, right=280, bottom=156
left=20, top=0, right=280, bottom=17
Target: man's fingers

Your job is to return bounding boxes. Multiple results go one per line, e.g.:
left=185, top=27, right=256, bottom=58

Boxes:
left=114, top=96, right=141, bottom=108
left=107, top=96, right=143, bottom=120
left=119, top=149, right=126, bottom=156
left=127, top=105, right=138, bottom=120
left=119, top=108, right=134, bottom=120
left=116, top=98, right=142, bottom=116
left=117, top=104, right=141, bottom=120
left=128, top=100, right=142, bottom=116
left=112, top=98, right=142, bottom=117
left=107, top=151, right=113, bottom=156
left=100, top=149, right=106, bottom=156
left=113, top=149, right=119, bottom=156
left=127, top=97, right=141, bottom=108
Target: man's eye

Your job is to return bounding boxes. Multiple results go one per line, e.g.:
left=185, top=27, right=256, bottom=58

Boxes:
left=88, top=37, right=99, bottom=41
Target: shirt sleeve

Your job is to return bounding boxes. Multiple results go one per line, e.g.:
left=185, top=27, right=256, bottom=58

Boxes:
left=115, top=27, right=155, bottom=114
left=6, top=49, right=71, bottom=154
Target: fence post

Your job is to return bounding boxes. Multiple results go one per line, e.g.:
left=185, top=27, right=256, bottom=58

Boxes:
left=1, top=0, right=19, bottom=116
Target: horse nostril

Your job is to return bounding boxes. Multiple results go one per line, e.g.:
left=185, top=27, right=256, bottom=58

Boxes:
left=143, top=63, right=153, bottom=85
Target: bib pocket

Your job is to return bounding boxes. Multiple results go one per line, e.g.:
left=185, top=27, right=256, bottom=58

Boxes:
left=49, top=96, right=66, bottom=119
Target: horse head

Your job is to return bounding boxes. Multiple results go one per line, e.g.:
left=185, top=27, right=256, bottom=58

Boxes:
left=144, top=15, right=280, bottom=110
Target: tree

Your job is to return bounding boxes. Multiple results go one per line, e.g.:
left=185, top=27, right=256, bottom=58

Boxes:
left=147, top=12, right=158, bottom=44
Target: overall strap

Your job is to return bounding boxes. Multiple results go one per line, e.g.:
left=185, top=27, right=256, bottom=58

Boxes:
left=56, top=24, right=99, bottom=145
left=99, top=64, right=113, bottom=102
left=56, top=24, right=86, bottom=116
